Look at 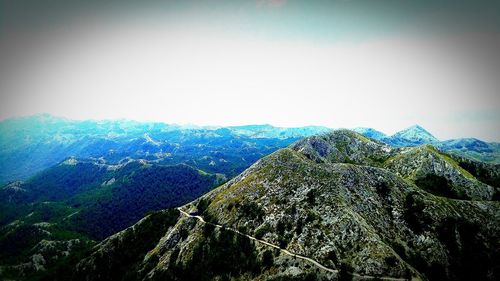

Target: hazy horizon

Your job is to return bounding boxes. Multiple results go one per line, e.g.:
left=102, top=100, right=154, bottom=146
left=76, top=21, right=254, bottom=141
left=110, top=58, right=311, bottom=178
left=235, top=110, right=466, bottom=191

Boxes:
left=1, top=0, right=500, bottom=141
left=2, top=112, right=499, bottom=143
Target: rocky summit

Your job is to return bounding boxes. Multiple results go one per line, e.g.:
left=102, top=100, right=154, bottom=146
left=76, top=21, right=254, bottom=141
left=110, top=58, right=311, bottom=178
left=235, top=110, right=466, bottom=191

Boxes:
left=68, top=130, right=499, bottom=281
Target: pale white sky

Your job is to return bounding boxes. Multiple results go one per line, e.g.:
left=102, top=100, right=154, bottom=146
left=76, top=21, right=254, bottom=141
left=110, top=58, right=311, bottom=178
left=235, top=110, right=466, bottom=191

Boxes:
left=1, top=1, right=500, bottom=140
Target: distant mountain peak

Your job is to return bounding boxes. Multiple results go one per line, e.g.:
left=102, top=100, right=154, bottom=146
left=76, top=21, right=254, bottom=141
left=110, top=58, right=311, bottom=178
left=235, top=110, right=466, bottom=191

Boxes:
left=391, top=124, right=439, bottom=143
left=402, top=124, right=428, bottom=133
left=407, top=124, right=431, bottom=133
left=398, top=124, right=429, bottom=133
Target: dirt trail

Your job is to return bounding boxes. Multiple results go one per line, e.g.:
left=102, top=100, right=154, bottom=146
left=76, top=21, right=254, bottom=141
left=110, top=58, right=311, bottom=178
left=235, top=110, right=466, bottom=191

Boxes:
left=177, top=208, right=409, bottom=281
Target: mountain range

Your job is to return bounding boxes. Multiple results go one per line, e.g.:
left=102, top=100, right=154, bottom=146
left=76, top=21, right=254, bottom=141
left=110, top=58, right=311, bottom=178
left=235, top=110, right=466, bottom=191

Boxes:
left=0, top=114, right=331, bottom=184
left=1, top=115, right=499, bottom=281
left=67, top=130, right=500, bottom=281
left=1, top=115, right=498, bottom=186
left=352, top=125, right=500, bottom=164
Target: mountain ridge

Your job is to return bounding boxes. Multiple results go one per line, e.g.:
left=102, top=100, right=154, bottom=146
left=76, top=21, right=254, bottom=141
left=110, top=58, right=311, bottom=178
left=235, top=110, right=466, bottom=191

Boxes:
left=1, top=115, right=499, bottom=185
left=67, top=129, right=500, bottom=281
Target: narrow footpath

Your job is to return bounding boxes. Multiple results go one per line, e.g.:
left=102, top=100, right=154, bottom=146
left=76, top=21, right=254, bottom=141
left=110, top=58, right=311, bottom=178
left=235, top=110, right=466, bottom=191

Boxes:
left=177, top=208, right=409, bottom=281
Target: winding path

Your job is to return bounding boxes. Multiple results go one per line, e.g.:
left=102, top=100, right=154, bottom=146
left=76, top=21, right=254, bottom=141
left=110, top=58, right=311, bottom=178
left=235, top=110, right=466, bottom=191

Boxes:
left=177, top=208, right=409, bottom=281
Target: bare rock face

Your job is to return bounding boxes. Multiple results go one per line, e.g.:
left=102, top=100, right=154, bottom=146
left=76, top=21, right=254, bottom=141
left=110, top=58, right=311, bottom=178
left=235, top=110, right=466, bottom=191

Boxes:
left=72, top=130, right=500, bottom=281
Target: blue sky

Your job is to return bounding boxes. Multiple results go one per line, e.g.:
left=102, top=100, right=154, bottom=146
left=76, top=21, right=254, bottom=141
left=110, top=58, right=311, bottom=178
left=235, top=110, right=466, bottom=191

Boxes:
left=1, top=0, right=500, bottom=140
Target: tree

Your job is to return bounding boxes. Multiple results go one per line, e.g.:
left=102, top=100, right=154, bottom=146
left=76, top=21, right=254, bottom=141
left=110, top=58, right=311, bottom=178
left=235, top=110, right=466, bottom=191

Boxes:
left=262, top=250, right=274, bottom=268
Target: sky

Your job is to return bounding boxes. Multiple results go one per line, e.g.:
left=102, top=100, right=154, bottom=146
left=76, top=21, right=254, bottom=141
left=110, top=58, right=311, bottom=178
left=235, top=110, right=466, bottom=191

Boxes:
left=1, top=0, right=500, bottom=141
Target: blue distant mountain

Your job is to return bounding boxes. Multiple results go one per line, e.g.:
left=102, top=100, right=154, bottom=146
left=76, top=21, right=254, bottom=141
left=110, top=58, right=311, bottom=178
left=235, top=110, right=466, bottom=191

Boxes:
left=352, top=127, right=386, bottom=140
left=1, top=116, right=498, bottom=185
left=439, top=138, right=492, bottom=153
left=0, top=114, right=332, bottom=184
left=436, top=138, right=500, bottom=163
left=229, top=124, right=331, bottom=139
left=353, top=125, right=500, bottom=164
left=381, top=125, right=439, bottom=147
